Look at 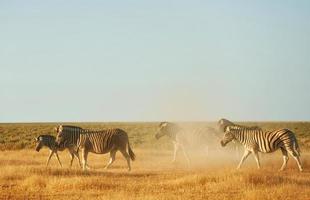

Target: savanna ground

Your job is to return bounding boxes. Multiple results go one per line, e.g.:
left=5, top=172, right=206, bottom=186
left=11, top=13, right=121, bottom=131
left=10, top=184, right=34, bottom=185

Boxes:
left=0, top=122, right=310, bottom=200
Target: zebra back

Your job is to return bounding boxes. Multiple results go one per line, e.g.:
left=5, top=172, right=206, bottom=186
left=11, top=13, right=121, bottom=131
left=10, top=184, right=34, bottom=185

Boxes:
left=78, top=128, right=126, bottom=153
left=157, top=122, right=219, bottom=147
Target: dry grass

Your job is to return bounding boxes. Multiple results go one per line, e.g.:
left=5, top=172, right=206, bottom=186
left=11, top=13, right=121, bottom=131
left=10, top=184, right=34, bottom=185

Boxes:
left=1, top=121, right=310, bottom=150
left=0, top=148, right=310, bottom=200
left=1, top=122, right=310, bottom=199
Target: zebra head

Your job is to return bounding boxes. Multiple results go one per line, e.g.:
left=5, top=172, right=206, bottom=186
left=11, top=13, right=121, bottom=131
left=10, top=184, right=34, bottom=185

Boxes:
left=220, top=126, right=235, bottom=147
left=155, top=122, right=169, bottom=139
left=34, top=136, right=44, bottom=152
left=217, top=118, right=235, bottom=133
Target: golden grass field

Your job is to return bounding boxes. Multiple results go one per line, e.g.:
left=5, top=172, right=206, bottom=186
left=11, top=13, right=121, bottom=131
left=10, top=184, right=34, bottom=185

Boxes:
left=0, top=122, right=310, bottom=200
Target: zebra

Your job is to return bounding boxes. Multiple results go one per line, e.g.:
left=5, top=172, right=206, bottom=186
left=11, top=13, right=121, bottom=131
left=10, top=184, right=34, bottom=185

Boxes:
left=34, top=134, right=82, bottom=168
left=217, top=118, right=262, bottom=157
left=55, top=125, right=136, bottom=171
left=155, top=122, right=218, bottom=165
left=220, top=125, right=303, bottom=171
left=35, top=135, right=62, bottom=167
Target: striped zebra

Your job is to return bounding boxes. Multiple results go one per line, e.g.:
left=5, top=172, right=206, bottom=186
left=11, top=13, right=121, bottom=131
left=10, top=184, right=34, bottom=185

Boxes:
left=220, top=126, right=303, bottom=171
left=217, top=118, right=262, bottom=157
left=34, top=134, right=82, bottom=168
left=55, top=125, right=135, bottom=171
left=155, top=122, right=218, bottom=165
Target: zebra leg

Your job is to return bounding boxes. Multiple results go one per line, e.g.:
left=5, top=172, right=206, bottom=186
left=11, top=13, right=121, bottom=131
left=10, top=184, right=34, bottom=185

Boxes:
left=279, top=148, right=289, bottom=171
left=180, top=145, right=190, bottom=167
left=73, top=151, right=83, bottom=169
left=120, top=149, right=131, bottom=172
left=54, top=151, right=62, bottom=167
left=73, top=151, right=91, bottom=169
left=232, top=140, right=240, bottom=160
left=172, top=143, right=179, bottom=163
left=237, top=150, right=251, bottom=170
left=81, top=149, right=89, bottom=171
left=46, top=150, right=54, bottom=167
left=253, top=151, right=260, bottom=169
left=105, top=150, right=117, bottom=169
left=69, top=152, right=74, bottom=168
left=293, top=156, right=303, bottom=172
left=235, top=145, right=241, bottom=160
left=288, top=149, right=303, bottom=172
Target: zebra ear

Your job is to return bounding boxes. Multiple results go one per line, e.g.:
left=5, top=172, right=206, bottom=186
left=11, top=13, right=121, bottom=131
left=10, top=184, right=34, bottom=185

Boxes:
left=34, top=137, right=38, bottom=142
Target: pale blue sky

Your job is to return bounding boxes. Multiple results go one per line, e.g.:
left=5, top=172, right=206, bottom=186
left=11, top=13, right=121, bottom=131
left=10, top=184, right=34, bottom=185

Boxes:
left=1, top=0, right=310, bottom=122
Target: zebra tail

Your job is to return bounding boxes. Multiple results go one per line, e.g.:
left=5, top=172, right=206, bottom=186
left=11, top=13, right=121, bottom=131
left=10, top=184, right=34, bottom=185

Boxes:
left=128, top=142, right=136, bottom=161
left=292, top=134, right=301, bottom=156
left=295, top=140, right=301, bottom=156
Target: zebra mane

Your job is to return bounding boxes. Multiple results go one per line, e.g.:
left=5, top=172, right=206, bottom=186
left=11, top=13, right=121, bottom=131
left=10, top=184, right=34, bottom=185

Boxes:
left=218, top=118, right=235, bottom=132
left=219, top=118, right=262, bottom=132
left=233, top=124, right=262, bottom=130
left=227, top=125, right=261, bottom=132
left=62, top=125, right=83, bottom=130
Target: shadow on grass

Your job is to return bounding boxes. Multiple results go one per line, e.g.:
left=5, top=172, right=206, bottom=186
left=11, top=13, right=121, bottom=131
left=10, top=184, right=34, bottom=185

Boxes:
left=239, top=170, right=310, bottom=187
left=0, top=159, right=41, bottom=166
left=29, top=167, right=160, bottom=178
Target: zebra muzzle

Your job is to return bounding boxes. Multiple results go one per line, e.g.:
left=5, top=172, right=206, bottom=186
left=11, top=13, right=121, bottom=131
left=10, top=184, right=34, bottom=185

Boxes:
left=220, top=140, right=226, bottom=147
left=35, top=146, right=41, bottom=152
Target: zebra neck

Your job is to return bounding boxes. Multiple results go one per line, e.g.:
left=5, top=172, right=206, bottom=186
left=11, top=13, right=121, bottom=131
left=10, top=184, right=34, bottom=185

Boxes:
left=63, top=130, right=81, bottom=147
left=162, top=126, right=177, bottom=140
left=232, top=130, right=246, bottom=145
left=43, top=141, right=54, bottom=150
left=169, top=132, right=177, bottom=140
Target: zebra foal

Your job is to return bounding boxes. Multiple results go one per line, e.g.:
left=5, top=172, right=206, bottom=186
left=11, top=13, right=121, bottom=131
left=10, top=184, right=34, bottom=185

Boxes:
left=34, top=135, right=62, bottom=167
left=34, top=134, right=82, bottom=168
left=220, top=126, right=303, bottom=171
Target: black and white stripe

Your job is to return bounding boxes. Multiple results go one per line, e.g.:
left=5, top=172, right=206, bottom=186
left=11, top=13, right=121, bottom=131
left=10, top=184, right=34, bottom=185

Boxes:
left=217, top=118, right=262, bottom=157
left=220, top=126, right=303, bottom=171
left=34, top=134, right=81, bottom=167
left=55, top=125, right=135, bottom=171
